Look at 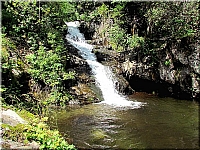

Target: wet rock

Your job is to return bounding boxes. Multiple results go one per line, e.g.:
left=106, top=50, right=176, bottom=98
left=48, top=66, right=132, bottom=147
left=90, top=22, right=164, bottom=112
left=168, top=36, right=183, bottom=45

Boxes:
left=70, top=83, right=101, bottom=105
left=159, top=63, right=176, bottom=84
left=93, top=51, right=107, bottom=62
left=92, top=48, right=117, bottom=63
left=188, top=49, right=200, bottom=75
left=115, top=74, right=135, bottom=95
left=121, top=42, right=200, bottom=99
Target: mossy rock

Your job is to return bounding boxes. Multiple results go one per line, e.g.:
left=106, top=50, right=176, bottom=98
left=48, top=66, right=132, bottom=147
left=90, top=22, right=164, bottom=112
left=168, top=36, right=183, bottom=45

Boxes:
left=91, top=129, right=108, bottom=140
left=17, top=109, right=36, bottom=122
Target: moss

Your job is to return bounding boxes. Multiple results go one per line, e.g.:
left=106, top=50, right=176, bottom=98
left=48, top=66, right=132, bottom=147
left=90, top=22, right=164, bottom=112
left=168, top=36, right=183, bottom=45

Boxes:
left=16, top=109, right=36, bottom=122
left=1, top=107, right=76, bottom=149
left=2, top=123, right=26, bottom=142
left=91, top=129, right=108, bottom=140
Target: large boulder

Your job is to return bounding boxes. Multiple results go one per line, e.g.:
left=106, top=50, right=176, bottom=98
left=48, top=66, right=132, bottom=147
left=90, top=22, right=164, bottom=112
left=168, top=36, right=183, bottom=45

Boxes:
left=2, top=109, right=27, bottom=126
left=69, top=83, right=101, bottom=105
left=1, top=109, right=40, bottom=149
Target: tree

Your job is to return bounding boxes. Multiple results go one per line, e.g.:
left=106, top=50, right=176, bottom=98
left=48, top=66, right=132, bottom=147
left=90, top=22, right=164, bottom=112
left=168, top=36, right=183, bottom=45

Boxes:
left=1, top=1, right=77, bottom=109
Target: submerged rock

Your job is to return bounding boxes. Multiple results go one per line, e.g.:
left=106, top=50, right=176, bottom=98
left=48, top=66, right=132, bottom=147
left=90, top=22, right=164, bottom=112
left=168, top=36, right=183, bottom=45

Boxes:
left=91, top=129, right=109, bottom=140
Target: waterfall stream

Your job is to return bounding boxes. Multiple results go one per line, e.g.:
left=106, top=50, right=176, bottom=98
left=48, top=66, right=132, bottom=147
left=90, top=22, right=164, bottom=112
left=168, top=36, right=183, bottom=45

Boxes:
left=47, top=21, right=199, bottom=149
left=65, top=21, right=144, bottom=108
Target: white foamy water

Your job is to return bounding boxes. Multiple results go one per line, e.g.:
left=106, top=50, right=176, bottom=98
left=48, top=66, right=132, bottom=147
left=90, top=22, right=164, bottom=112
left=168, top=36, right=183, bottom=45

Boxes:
left=66, top=21, right=145, bottom=108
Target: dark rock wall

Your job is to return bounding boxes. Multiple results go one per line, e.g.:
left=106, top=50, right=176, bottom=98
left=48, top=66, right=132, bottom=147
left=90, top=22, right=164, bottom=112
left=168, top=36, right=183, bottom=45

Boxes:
left=121, top=40, right=200, bottom=99
left=79, top=22, right=200, bottom=100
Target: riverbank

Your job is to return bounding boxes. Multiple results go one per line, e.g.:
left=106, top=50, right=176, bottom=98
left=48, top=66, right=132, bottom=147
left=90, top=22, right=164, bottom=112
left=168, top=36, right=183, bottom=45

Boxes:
left=1, top=105, right=76, bottom=149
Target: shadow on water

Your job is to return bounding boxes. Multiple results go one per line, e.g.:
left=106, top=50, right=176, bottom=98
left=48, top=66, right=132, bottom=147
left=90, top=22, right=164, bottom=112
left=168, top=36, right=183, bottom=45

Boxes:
left=47, top=92, right=199, bottom=149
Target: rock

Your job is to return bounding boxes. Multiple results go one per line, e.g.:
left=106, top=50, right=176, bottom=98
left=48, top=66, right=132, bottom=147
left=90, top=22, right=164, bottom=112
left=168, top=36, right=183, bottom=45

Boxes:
left=159, top=63, right=176, bottom=84
left=28, top=141, right=40, bottom=149
left=91, top=129, right=109, bottom=141
left=94, top=51, right=106, bottom=62
left=68, top=100, right=80, bottom=105
left=70, top=83, right=101, bottom=105
left=122, top=60, right=136, bottom=77
left=172, top=48, right=189, bottom=65
left=1, top=139, right=40, bottom=150
left=191, top=74, right=200, bottom=98
left=2, top=109, right=27, bottom=126
left=92, top=48, right=119, bottom=62
left=188, top=49, right=200, bottom=75
left=115, top=74, right=135, bottom=95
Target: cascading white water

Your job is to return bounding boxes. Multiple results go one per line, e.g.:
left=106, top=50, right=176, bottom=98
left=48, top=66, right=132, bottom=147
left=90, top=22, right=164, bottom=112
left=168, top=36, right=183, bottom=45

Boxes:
left=66, top=21, right=144, bottom=108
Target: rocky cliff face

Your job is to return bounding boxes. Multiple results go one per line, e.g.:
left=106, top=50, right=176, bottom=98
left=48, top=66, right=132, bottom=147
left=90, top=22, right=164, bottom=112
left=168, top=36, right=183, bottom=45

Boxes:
left=65, top=41, right=102, bottom=105
left=80, top=23, right=200, bottom=100
left=121, top=40, right=200, bottom=99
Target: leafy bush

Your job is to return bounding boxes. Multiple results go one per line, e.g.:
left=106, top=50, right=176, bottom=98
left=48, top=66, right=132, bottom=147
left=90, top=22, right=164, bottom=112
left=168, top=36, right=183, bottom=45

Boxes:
left=145, top=2, right=199, bottom=39
left=108, top=24, right=127, bottom=52
left=2, top=1, right=77, bottom=108
left=2, top=109, right=76, bottom=150
left=127, top=35, right=145, bottom=49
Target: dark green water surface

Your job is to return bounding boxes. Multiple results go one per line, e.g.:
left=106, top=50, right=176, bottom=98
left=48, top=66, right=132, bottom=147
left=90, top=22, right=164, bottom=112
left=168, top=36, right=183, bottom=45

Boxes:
left=47, top=93, right=199, bottom=149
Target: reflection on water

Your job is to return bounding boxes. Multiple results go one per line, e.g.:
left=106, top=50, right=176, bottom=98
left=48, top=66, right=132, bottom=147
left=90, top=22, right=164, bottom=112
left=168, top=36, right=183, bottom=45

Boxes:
left=47, top=93, right=199, bottom=149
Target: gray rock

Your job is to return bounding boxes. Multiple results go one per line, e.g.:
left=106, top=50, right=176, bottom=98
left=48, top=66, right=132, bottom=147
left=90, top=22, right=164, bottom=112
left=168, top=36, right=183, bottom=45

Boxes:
left=188, top=49, right=200, bottom=75
left=28, top=141, right=40, bottom=149
left=2, top=109, right=27, bottom=126
left=1, top=139, right=40, bottom=150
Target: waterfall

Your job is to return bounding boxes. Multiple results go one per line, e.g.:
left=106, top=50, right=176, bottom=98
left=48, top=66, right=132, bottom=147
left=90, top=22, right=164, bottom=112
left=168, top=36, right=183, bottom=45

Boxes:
left=66, top=21, right=144, bottom=108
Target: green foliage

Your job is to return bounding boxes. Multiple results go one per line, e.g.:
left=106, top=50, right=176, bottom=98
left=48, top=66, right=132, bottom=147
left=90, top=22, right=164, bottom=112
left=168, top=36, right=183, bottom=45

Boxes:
left=164, top=59, right=171, bottom=66
left=108, top=23, right=144, bottom=52
left=1, top=34, right=26, bottom=106
left=17, top=109, right=36, bottom=122
left=110, top=2, right=126, bottom=25
left=75, top=2, right=100, bottom=22
left=127, top=35, right=145, bottom=49
left=47, top=89, right=72, bottom=106
left=25, top=45, right=75, bottom=106
left=2, top=1, right=77, bottom=109
left=98, top=3, right=109, bottom=17
left=1, top=34, right=18, bottom=72
left=108, top=24, right=127, bottom=52
left=2, top=110, right=76, bottom=150
left=24, top=122, right=76, bottom=149
left=26, top=46, right=71, bottom=87
left=145, top=2, right=199, bottom=39
left=2, top=1, right=75, bottom=49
